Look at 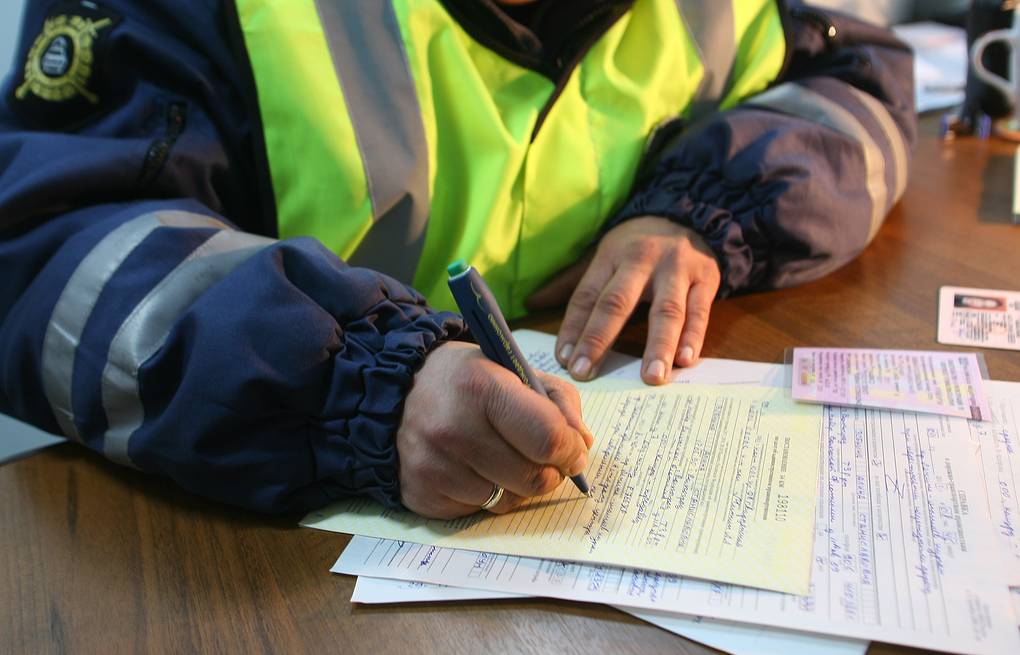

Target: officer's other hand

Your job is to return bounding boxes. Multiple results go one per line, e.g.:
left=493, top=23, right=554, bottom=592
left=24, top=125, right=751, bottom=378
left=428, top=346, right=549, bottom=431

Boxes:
left=527, top=216, right=721, bottom=385
left=396, top=341, right=593, bottom=519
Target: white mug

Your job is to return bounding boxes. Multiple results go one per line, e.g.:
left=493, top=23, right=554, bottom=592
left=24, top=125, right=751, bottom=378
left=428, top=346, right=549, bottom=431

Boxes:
left=971, top=6, right=1020, bottom=130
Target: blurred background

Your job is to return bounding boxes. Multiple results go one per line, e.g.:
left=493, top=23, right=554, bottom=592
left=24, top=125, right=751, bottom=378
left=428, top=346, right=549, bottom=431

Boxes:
left=812, top=0, right=970, bottom=25
left=1, top=0, right=26, bottom=77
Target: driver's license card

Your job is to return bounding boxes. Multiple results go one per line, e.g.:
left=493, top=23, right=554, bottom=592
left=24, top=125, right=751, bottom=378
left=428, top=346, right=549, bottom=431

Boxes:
left=937, top=286, right=1020, bottom=351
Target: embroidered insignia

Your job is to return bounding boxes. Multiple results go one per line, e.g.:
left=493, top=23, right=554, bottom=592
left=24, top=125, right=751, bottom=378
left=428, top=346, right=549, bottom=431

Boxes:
left=16, top=14, right=113, bottom=105
left=9, top=2, right=121, bottom=129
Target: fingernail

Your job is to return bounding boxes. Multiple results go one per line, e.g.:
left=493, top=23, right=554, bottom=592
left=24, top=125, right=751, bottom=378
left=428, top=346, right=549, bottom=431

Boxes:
left=571, top=356, right=591, bottom=379
left=569, top=451, right=588, bottom=477
left=680, top=346, right=695, bottom=364
left=558, top=343, right=574, bottom=364
left=646, top=359, right=666, bottom=382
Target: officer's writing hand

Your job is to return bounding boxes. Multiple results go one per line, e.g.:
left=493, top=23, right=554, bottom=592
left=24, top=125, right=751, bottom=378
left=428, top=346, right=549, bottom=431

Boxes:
left=396, top=341, right=593, bottom=519
left=527, top=216, right=721, bottom=385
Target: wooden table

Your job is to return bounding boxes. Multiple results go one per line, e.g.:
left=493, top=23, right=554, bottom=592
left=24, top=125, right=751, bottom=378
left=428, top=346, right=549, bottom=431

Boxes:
left=3, top=117, right=1019, bottom=654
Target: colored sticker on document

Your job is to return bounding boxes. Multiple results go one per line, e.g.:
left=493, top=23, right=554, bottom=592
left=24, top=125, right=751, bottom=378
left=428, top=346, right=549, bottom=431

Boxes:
left=791, top=348, right=991, bottom=420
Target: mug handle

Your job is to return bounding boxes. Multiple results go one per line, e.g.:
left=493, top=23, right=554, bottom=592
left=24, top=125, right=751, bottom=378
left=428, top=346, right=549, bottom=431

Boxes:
left=971, top=27, right=1016, bottom=102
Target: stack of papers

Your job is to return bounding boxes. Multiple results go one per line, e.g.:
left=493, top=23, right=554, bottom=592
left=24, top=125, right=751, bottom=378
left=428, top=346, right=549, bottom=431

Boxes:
left=309, top=381, right=823, bottom=595
left=305, top=331, right=1020, bottom=655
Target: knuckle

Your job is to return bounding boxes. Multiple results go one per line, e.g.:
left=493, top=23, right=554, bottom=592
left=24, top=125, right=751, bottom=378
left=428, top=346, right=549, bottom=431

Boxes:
left=399, top=492, right=425, bottom=515
left=665, top=239, right=688, bottom=261
left=550, top=424, right=580, bottom=463
left=401, top=486, right=452, bottom=519
left=421, top=423, right=461, bottom=456
left=561, top=381, right=581, bottom=407
left=557, top=318, right=585, bottom=343
left=686, top=303, right=711, bottom=326
left=463, top=368, right=513, bottom=424
left=536, top=467, right=564, bottom=496
left=546, top=378, right=582, bottom=414
left=580, top=329, right=614, bottom=354
left=654, top=297, right=687, bottom=323
left=568, top=285, right=602, bottom=312
left=626, top=238, right=658, bottom=262
left=405, top=458, right=447, bottom=493
left=486, top=389, right=512, bottom=426
left=699, top=257, right=721, bottom=280
left=524, top=466, right=557, bottom=496
left=535, top=427, right=565, bottom=463
left=459, top=364, right=495, bottom=400
left=396, top=440, right=430, bottom=480
left=541, top=372, right=566, bottom=394
left=596, top=288, right=632, bottom=317
left=430, top=464, right=459, bottom=492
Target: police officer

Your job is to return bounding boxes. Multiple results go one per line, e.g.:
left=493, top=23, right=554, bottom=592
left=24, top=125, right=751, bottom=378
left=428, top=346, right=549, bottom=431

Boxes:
left=0, top=0, right=915, bottom=518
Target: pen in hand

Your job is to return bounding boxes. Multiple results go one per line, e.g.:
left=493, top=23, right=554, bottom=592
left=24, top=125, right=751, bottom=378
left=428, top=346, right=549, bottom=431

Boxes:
left=447, top=260, right=591, bottom=496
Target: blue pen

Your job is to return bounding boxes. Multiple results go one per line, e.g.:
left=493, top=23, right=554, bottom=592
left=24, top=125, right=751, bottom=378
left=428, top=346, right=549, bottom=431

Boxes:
left=447, top=260, right=590, bottom=496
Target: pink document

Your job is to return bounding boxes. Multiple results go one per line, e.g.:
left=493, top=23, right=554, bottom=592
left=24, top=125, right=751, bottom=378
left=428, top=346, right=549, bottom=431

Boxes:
left=791, top=348, right=991, bottom=420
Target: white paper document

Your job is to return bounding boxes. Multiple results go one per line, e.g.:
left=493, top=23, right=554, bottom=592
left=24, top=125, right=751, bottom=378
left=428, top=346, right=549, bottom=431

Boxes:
left=352, top=576, right=868, bottom=655
left=621, top=608, right=868, bottom=655
left=355, top=336, right=865, bottom=654
left=349, top=334, right=862, bottom=655
left=308, top=380, right=823, bottom=595
left=335, top=400, right=1020, bottom=654
left=516, top=329, right=785, bottom=388
left=970, top=381, right=1020, bottom=577
left=352, top=576, right=519, bottom=603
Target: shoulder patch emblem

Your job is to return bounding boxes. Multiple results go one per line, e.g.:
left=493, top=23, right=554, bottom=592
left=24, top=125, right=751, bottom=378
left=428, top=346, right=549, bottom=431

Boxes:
left=17, top=14, right=113, bottom=105
left=9, top=1, right=121, bottom=129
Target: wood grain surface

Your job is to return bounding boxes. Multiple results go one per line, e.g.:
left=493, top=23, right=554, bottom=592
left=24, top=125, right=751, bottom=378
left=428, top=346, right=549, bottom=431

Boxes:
left=2, top=117, right=1018, bottom=654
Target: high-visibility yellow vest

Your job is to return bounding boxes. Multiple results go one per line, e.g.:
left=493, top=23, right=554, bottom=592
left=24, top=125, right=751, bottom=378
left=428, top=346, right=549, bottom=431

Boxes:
left=236, top=0, right=786, bottom=317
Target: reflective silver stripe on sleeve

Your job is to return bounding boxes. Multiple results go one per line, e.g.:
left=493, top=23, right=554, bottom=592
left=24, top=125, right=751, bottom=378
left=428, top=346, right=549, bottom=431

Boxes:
left=41, top=211, right=226, bottom=442
left=678, top=0, right=736, bottom=120
left=846, top=85, right=909, bottom=202
left=314, top=0, right=429, bottom=284
left=747, top=83, right=888, bottom=240
left=101, top=229, right=273, bottom=467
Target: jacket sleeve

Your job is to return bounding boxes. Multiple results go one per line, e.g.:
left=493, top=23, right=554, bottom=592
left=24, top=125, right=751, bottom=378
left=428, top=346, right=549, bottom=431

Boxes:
left=0, top=1, right=465, bottom=513
left=608, top=2, right=917, bottom=296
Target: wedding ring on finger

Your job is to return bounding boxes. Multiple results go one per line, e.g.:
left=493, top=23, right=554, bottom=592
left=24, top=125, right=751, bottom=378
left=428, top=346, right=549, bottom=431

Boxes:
left=480, top=483, right=504, bottom=511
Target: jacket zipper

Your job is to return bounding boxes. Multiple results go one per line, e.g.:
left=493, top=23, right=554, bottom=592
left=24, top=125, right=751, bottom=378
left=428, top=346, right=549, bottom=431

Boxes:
left=136, top=101, right=187, bottom=190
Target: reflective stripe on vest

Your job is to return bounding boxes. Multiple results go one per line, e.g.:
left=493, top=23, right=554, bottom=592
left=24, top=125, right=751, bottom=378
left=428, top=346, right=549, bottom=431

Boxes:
left=236, top=0, right=787, bottom=317
left=314, top=1, right=430, bottom=284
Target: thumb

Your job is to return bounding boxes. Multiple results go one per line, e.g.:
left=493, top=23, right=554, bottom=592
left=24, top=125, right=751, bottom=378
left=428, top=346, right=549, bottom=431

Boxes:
left=538, top=371, right=594, bottom=450
left=524, top=252, right=594, bottom=311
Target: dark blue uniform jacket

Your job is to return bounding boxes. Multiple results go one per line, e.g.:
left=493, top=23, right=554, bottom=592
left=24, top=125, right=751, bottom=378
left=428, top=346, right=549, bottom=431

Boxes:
left=0, top=0, right=916, bottom=512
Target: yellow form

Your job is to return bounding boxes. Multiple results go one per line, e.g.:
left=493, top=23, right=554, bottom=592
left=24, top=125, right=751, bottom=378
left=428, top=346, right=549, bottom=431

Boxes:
left=303, top=382, right=823, bottom=595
